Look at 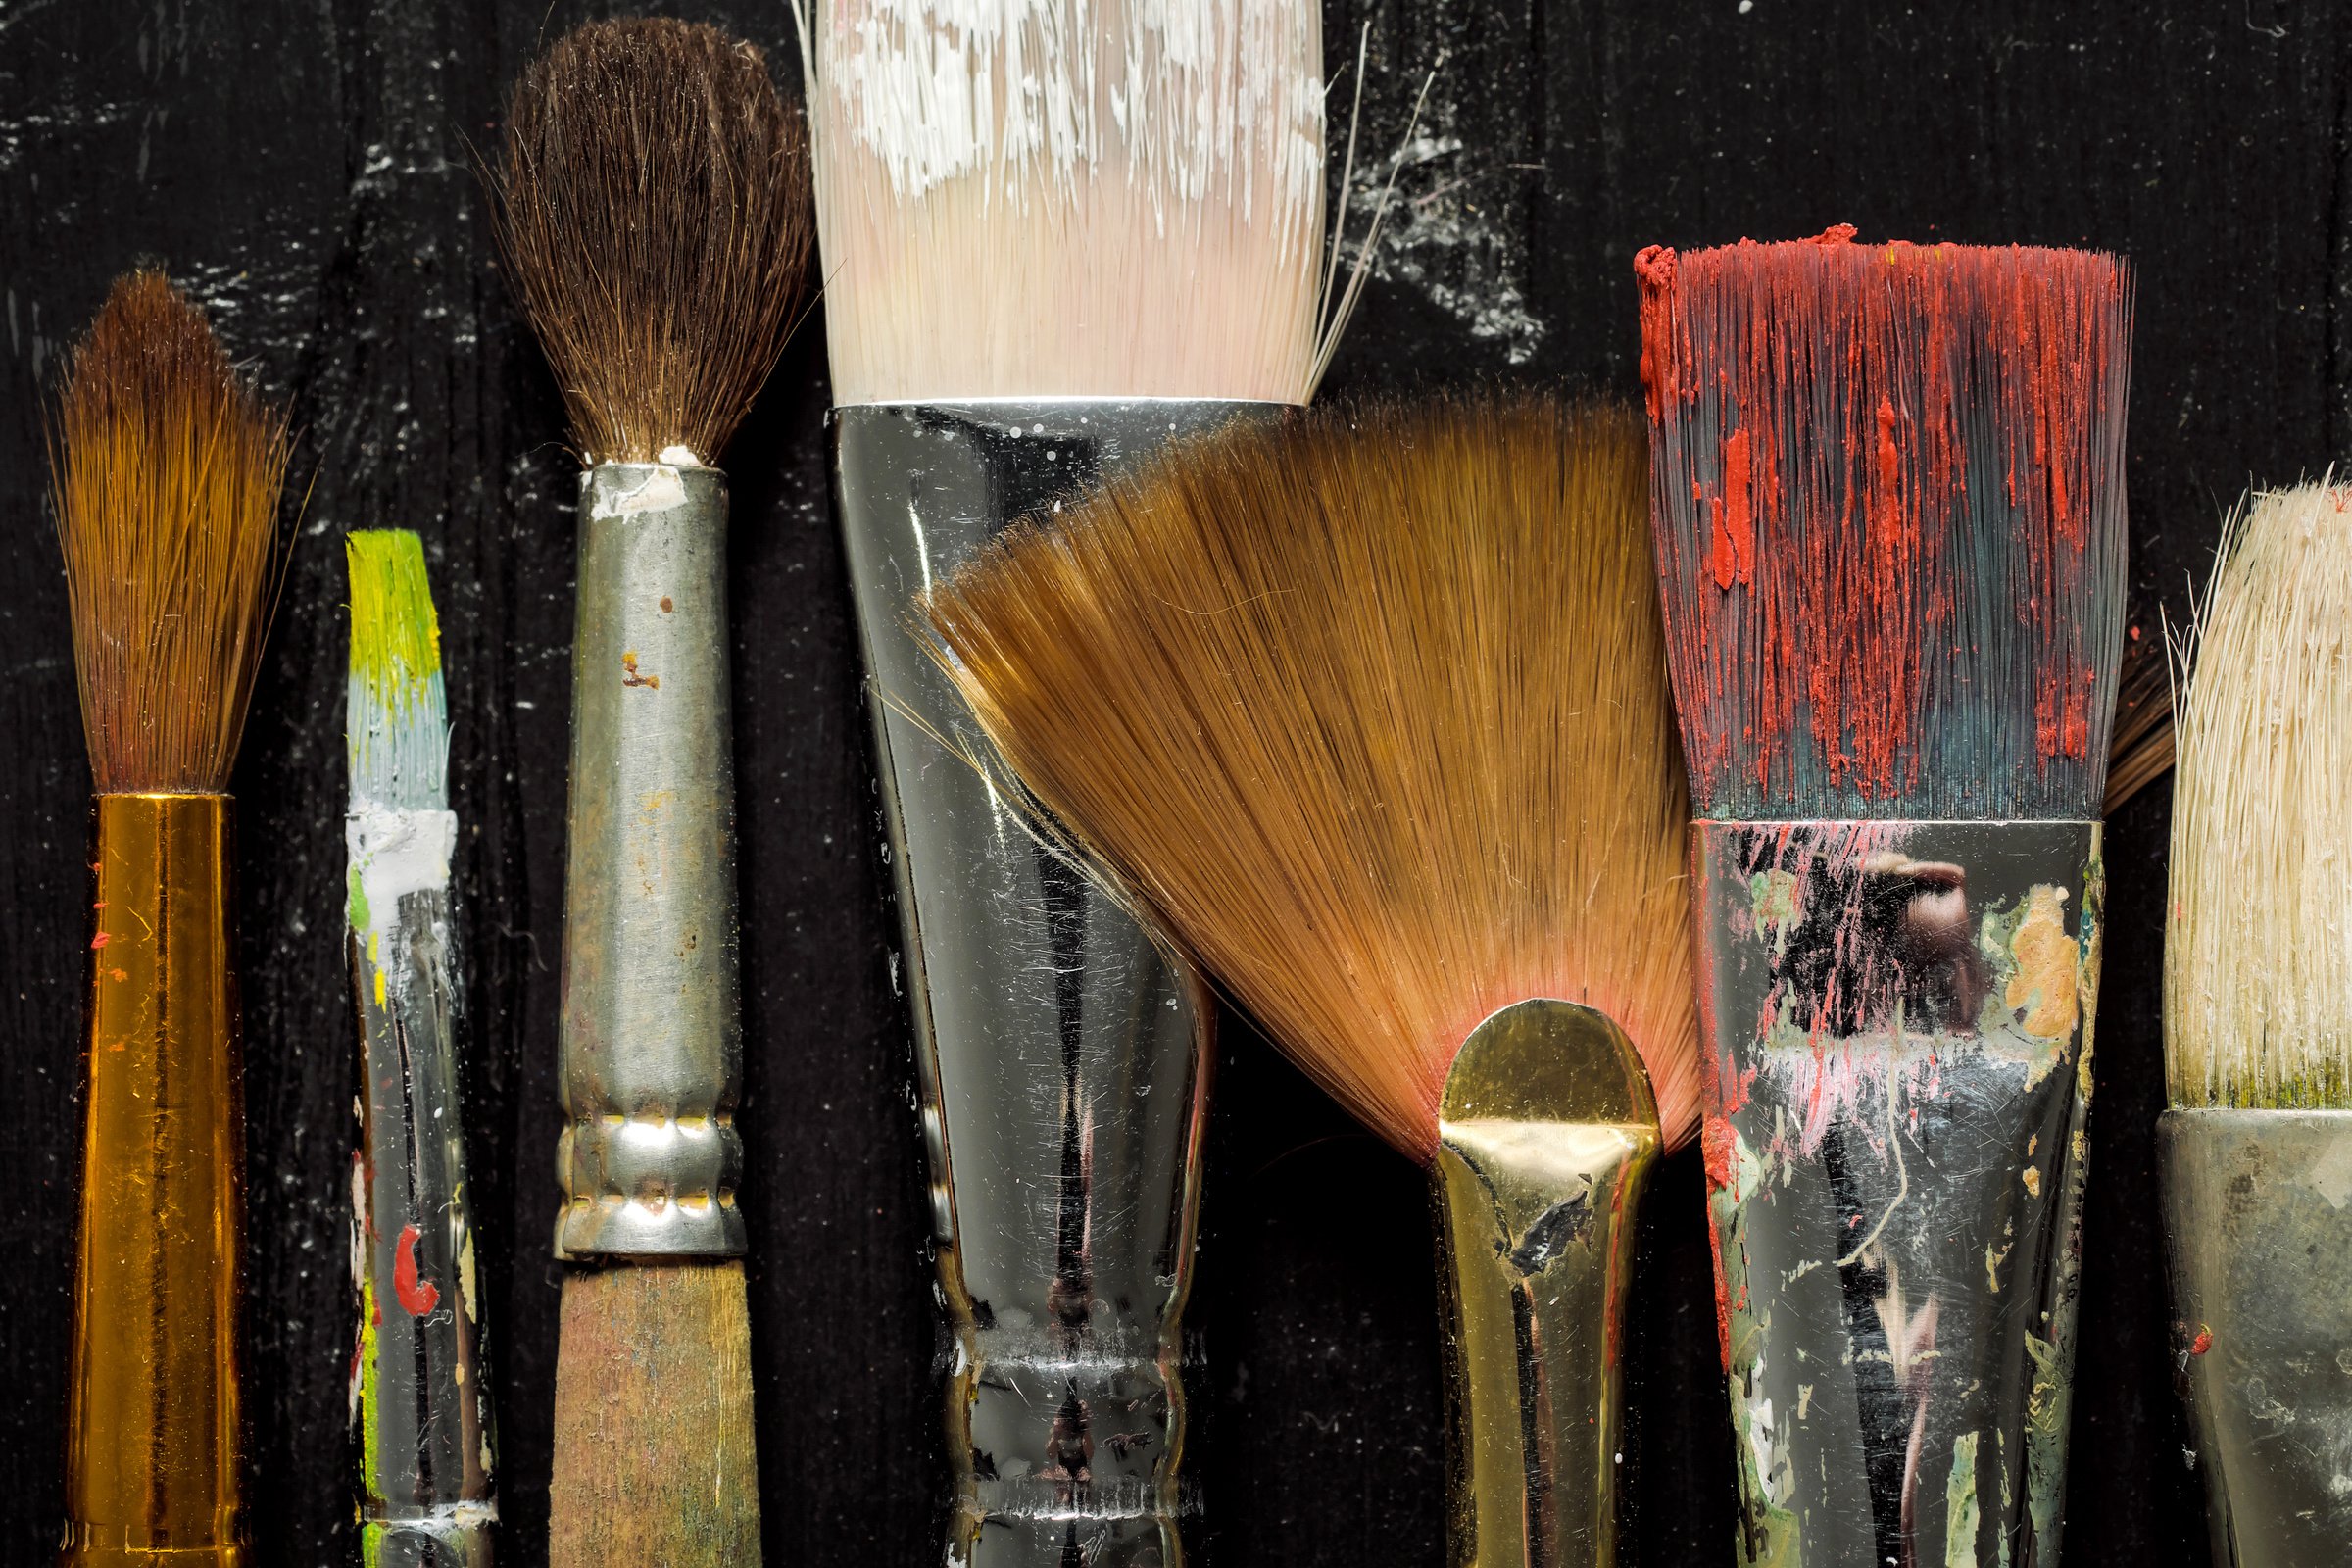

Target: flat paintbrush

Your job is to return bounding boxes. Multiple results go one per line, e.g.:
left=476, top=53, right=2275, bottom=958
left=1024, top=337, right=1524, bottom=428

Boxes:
left=2162, top=478, right=2352, bottom=1568
left=51, top=270, right=292, bottom=1565
left=804, top=2, right=1346, bottom=1560
left=1638, top=230, right=2132, bottom=1568
left=344, top=529, right=496, bottom=1560
left=923, top=395, right=1701, bottom=1568
left=482, top=20, right=811, bottom=1564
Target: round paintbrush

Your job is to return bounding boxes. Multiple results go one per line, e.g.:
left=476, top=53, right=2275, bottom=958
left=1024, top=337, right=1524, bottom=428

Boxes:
left=921, top=395, right=1700, bottom=1567
left=2161, top=479, right=2352, bottom=1567
left=51, top=270, right=292, bottom=1564
left=483, top=20, right=810, bottom=1565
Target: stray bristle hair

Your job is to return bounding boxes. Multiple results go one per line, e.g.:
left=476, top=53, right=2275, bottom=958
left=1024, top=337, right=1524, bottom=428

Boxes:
left=347, top=530, right=449, bottom=812
left=51, top=270, right=292, bottom=794
left=487, top=18, right=812, bottom=465
left=1638, top=230, right=2132, bottom=820
left=2165, top=479, right=2352, bottom=1109
left=808, top=0, right=1326, bottom=404
left=923, top=397, right=1700, bottom=1159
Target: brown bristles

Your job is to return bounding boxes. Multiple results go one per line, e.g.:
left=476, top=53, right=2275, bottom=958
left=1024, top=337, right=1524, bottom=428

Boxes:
left=486, top=18, right=812, bottom=466
left=50, top=270, right=292, bottom=795
left=922, top=397, right=1701, bottom=1159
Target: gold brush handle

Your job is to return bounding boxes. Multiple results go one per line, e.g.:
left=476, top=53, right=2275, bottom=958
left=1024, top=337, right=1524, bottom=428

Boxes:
left=1433, top=1000, right=1660, bottom=1568
left=65, top=794, right=244, bottom=1566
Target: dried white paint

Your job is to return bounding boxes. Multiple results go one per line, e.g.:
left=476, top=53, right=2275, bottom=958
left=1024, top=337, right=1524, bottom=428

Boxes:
left=347, top=805, right=458, bottom=946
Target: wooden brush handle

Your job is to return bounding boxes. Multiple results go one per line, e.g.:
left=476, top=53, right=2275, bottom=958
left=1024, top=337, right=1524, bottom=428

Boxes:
left=66, top=794, right=244, bottom=1564
left=549, top=1261, right=760, bottom=1566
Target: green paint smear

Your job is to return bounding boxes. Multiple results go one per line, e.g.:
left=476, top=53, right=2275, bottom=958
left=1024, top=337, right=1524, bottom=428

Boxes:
left=1716, top=1125, right=1801, bottom=1568
left=2024, top=1333, right=2071, bottom=1550
left=346, top=864, right=370, bottom=933
left=1944, top=1431, right=1981, bottom=1568
left=347, top=529, right=441, bottom=693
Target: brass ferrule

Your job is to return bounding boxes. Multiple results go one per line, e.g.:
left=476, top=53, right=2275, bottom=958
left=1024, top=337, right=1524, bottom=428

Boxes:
left=1434, top=999, right=1661, bottom=1568
left=66, top=793, right=245, bottom=1566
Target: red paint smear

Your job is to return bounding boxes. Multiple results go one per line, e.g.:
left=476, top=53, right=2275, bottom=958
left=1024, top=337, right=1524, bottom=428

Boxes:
left=393, top=1223, right=440, bottom=1316
left=90, top=931, right=110, bottom=950
left=2189, top=1328, right=2212, bottom=1355
left=1710, top=429, right=1758, bottom=588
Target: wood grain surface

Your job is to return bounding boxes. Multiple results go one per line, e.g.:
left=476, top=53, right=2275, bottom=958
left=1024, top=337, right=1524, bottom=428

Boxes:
left=0, top=3, right=2344, bottom=1564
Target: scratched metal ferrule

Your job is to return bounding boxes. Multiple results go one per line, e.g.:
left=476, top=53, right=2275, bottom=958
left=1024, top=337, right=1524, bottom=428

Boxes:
left=348, top=811, right=496, bottom=1565
left=2161, top=1109, right=2352, bottom=1567
left=833, top=401, right=1256, bottom=1568
left=555, top=462, right=747, bottom=1260
left=1691, top=819, right=2101, bottom=1568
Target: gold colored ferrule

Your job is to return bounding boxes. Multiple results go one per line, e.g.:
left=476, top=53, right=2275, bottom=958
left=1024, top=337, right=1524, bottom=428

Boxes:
left=1434, top=1000, right=1660, bottom=1568
left=65, top=794, right=245, bottom=1566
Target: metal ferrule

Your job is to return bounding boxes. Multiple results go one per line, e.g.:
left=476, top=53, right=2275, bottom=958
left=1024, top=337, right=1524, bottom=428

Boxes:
left=1690, top=819, right=2102, bottom=1568
left=1434, top=1000, right=1660, bottom=1568
left=348, top=808, right=495, bottom=1564
left=556, top=463, right=746, bottom=1259
left=832, top=401, right=1258, bottom=1568
left=2161, top=1109, right=2352, bottom=1566
left=68, top=793, right=244, bottom=1565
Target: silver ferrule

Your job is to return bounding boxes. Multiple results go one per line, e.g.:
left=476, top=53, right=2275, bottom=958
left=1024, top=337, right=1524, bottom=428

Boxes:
left=555, top=462, right=746, bottom=1259
left=348, top=811, right=495, bottom=1564
left=2161, top=1108, right=2352, bottom=1566
left=833, top=401, right=1260, bottom=1568
left=1690, top=819, right=2102, bottom=1568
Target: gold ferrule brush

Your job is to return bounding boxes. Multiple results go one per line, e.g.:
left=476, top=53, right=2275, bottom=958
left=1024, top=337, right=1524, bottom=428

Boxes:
left=1433, top=999, right=1660, bottom=1568
left=66, top=792, right=244, bottom=1566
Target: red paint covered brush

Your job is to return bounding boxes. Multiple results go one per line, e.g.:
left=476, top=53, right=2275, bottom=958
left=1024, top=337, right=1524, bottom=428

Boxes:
left=1638, top=229, right=2131, bottom=1568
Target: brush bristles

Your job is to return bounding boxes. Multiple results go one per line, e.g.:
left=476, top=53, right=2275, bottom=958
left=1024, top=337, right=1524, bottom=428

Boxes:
left=488, top=18, right=812, bottom=465
left=2165, top=481, right=2352, bottom=1110
left=810, top=0, right=1325, bottom=404
left=50, top=270, right=291, bottom=795
left=346, top=530, right=449, bottom=812
left=1638, top=231, right=2132, bottom=821
left=923, top=397, right=1700, bottom=1159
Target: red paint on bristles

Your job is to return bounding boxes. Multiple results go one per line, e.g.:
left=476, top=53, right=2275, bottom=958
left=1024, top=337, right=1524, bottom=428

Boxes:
left=1637, top=229, right=2132, bottom=821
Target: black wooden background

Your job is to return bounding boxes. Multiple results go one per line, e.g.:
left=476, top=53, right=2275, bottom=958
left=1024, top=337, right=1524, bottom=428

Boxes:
left=1, top=2, right=2344, bottom=1562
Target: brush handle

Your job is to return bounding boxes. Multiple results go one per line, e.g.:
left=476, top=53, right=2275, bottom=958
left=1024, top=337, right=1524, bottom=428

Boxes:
left=1433, top=1001, right=1659, bottom=1568
left=347, top=808, right=495, bottom=1563
left=1690, top=819, right=2100, bottom=1568
left=66, top=793, right=244, bottom=1564
left=833, top=403, right=1244, bottom=1567
left=556, top=463, right=745, bottom=1259
left=2161, top=1109, right=2352, bottom=1567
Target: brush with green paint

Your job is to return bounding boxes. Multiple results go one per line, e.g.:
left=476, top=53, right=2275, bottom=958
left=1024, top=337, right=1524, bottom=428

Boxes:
left=345, top=528, right=495, bottom=1563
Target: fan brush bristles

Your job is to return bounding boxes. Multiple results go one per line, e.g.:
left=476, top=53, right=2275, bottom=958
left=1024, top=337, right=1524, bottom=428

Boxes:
left=346, top=530, right=448, bottom=812
left=51, top=270, right=292, bottom=794
left=2165, top=480, right=2352, bottom=1110
left=808, top=0, right=1326, bottom=404
left=923, top=396, right=1700, bottom=1156
left=487, top=18, right=812, bottom=465
left=1637, top=230, right=2132, bottom=820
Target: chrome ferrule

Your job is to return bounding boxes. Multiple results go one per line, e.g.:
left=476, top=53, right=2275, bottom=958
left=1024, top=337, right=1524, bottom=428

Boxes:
left=832, top=401, right=1259, bottom=1568
left=555, top=462, right=746, bottom=1260
left=1690, top=819, right=2102, bottom=1568
left=2161, top=1108, right=2352, bottom=1566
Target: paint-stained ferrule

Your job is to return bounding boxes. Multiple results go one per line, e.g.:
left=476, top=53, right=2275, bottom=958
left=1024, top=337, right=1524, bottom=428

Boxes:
left=1434, top=1000, right=1660, bottom=1568
left=67, top=793, right=244, bottom=1565
left=557, top=462, right=746, bottom=1259
left=1691, top=819, right=2101, bottom=1568
left=2161, top=1109, right=2352, bottom=1568
left=833, top=403, right=1252, bottom=1568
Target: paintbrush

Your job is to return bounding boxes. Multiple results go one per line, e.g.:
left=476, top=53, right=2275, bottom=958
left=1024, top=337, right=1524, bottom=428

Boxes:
left=482, top=19, right=810, bottom=1564
left=1637, top=230, right=2132, bottom=1568
left=2161, top=477, right=2352, bottom=1567
left=50, top=270, right=291, bottom=1564
left=344, top=529, right=495, bottom=1560
left=921, top=395, right=1700, bottom=1568
left=804, top=1, right=1348, bottom=1559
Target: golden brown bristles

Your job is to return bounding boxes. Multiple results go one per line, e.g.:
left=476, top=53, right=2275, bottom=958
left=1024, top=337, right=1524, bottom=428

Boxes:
left=50, top=270, right=292, bottom=795
left=923, top=396, right=1700, bottom=1158
left=486, top=18, right=812, bottom=466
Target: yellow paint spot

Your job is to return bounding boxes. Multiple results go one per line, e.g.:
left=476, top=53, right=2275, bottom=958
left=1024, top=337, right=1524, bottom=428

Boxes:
left=374, top=965, right=387, bottom=1007
left=2023, top=1166, right=2042, bottom=1199
left=2005, top=885, right=2079, bottom=1039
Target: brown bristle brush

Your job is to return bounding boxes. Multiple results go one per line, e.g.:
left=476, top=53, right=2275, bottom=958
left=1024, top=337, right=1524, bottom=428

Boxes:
left=52, top=270, right=292, bottom=1563
left=922, top=394, right=1699, bottom=1567
left=482, top=18, right=811, bottom=1565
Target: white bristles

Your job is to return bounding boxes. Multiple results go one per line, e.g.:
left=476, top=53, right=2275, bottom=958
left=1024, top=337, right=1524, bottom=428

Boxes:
left=808, top=0, right=1328, bottom=403
left=2165, top=478, right=2352, bottom=1109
